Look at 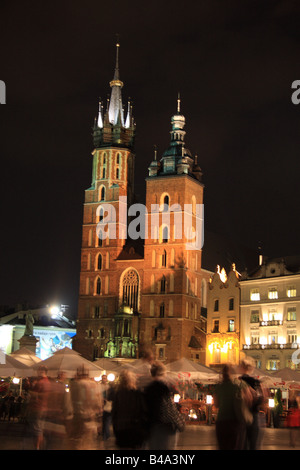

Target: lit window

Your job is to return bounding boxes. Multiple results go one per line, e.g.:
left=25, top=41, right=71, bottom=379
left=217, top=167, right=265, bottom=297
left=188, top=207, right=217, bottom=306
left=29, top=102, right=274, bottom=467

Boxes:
left=251, top=334, right=259, bottom=344
left=287, top=307, right=297, bottom=321
left=250, top=310, right=260, bottom=323
left=228, top=319, right=235, bottom=332
left=268, top=288, right=278, bottom=299
left=287, top=286, right=297, bottom=298
left=213, top=320, right=219, bottom=333
left=288, top=334, right=297, bottom=345
left=250, top=289, right=260, bottom=301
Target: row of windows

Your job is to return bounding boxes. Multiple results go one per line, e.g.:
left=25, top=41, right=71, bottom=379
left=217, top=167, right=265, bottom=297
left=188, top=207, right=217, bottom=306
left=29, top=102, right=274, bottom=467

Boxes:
left=213, top=298, right=235, bottom=312
left=248, top=335, right=299, bottom=348
left=211, top=319, right=235, bottom=333
left=100, top=167, right=121, bottom=180
left=251, top=359, right=300, bottom=372
left=250, top=286, right=297, bottom=301
left=100, top=152, right=122, bottom=165
left=250, top=307, right=297, bottom=323
left=84, top=299, right=202, bottom=320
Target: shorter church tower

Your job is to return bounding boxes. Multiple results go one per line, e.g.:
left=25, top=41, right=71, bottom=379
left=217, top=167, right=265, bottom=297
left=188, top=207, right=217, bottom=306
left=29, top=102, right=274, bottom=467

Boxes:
left=141, top=97, right=210, bottom=362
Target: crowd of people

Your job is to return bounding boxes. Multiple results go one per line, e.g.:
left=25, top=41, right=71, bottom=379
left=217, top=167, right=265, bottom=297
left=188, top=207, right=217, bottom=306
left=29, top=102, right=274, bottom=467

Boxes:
left=1, top=353, right=299, bottom=450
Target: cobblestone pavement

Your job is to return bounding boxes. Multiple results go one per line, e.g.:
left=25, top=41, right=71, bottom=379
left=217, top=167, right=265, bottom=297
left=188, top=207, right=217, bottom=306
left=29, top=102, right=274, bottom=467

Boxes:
left=1, top=421, right=300, bottom=451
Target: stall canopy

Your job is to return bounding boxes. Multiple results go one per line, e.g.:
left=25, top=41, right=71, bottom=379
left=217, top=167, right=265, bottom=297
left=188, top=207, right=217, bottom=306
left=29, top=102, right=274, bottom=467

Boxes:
left=0, top=353, right=34, bottom=378
left=272, top=368, right=300, bottom=382
left=165, top=358, right=220, bottom=382
left=32, top=347, right=104, bottom=378
left=93, top=358, right=124, bottom=374
left=10, top=347, right=42, bottom=367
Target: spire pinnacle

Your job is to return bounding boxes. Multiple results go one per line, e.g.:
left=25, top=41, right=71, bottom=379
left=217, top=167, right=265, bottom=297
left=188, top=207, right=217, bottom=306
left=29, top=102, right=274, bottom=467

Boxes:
left=177, top=92, right=181, bottom=113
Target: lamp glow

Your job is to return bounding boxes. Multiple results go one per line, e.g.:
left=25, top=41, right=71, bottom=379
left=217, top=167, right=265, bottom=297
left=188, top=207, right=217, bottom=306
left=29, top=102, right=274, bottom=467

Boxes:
left=174, top=394, right=181, bottom=403
left=206, top=395, right=213, bottom=404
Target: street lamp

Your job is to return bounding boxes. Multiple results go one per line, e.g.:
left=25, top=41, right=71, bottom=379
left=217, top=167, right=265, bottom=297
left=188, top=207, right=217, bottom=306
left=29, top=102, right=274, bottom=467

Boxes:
left=206, top=395, right=213, bottom=425
left=174, top=393, right=181, bottom=403
left=269, top=398, right=275, bottom=428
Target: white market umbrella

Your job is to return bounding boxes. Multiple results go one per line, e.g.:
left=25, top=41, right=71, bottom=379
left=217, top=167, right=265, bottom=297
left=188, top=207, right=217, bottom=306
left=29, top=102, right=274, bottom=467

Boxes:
left=0, top=353, right=34, bottom=378
left=93, top=358, right=124, bottom=374
left=166, top=358, right=220, bottom=382
left=272, top=368, right=300, bottom=383
left=10, top=347, right=42, bottom=367
left=32, top=347, right=104, bottom=378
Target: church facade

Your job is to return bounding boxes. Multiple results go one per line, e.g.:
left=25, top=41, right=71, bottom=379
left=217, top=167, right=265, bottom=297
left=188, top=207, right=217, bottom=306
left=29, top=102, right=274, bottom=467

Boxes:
left=73, top=45, right=211, bottom=363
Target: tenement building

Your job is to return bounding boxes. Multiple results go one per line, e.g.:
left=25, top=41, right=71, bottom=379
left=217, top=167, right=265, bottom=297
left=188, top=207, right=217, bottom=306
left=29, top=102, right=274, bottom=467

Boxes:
left=240, top=256, right=300, bottom=371
left=73, top=45, right=211, bottom=362
left=205, top=264, right=241, bottom=370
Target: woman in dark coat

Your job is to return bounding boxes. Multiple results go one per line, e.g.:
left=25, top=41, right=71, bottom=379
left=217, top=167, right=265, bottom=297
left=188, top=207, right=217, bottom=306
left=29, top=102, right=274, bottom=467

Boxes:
left=112, top=370, right=148, bottom=449
left=144, top=361, right=184, bottom=450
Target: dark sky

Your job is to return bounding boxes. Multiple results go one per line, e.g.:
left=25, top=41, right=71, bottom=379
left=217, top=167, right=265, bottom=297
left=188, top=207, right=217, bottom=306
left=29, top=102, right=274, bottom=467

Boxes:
left=1, top=0, right=300, bottom=316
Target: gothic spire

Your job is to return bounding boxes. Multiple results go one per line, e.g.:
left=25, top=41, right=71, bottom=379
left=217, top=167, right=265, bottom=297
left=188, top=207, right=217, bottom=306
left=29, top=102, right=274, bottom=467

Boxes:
left=109, top=42, right=124, bottom=125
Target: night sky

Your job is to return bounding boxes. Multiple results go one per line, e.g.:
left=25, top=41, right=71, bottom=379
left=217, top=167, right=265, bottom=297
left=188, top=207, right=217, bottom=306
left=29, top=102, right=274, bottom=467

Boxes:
left=1, top=0, right=300, bottom=317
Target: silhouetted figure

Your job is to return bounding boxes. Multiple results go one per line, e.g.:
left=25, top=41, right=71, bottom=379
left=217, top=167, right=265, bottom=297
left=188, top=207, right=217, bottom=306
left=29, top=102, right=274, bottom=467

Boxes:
left=145, top=361, right=184, bottom=450
left=26, top=366, right=51, bottom=450
left=287, top=391, right=300, bottom=447
left=68, top=367, right=102, bottom=450
left=239, top=357, right=266, bottom=450
left=100, top=374, right=115, bottom=441
left=112, top=370, right=148, bottom=449
left=214, top=364, right=247, bottom=450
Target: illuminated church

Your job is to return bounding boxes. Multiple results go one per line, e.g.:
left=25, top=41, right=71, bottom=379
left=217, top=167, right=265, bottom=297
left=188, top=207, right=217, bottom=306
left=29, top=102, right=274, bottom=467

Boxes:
left=73, top=44, right=214, bottom=363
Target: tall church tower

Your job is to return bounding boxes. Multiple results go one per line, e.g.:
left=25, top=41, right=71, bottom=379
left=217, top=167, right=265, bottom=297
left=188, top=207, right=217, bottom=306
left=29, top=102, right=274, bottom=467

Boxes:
left=74, top=47, right=211, bottom=364
left=74, top=43, right=138, bottom=360
left=141, top=97, right=209, bottom=362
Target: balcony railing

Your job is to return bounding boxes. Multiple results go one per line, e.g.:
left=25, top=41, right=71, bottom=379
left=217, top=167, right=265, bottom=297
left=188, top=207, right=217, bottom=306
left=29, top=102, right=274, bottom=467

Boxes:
left=243, top=343, right=298, bottom=350
left=259, top=320, right=283, bottom=327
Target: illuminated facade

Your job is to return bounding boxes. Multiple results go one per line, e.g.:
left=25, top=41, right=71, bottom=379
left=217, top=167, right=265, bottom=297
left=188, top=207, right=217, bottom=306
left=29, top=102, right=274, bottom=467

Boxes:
left=240, top=256, right=300, bottom=371
left=73, top=45, right=211, bottom=362
left=0, top=307, right=76, bottom=360
left=206, top=264, right=241, bottom=370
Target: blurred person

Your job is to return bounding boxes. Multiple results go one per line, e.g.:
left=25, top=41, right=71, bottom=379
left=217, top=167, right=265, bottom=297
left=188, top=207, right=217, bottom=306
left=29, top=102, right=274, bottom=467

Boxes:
left=287, top=391, right=300, bottom=447
left=43, top=372, right=73, bottom=449
left=112, top=370, right=148, bottom=449
left=26, top=366, right=51, bottom=450
left=144, top=361, right=185, bottom=450
left=136, top=347, right=155, bottom=391
left=239, top=357, right=267, bottom=450
left=68, top=367, right=102, bottom=450
left=214, top=364, right=249, bottom=450
left=100, top=374, right=115, bottom=441
left=3, top=391, right=15, bottom=421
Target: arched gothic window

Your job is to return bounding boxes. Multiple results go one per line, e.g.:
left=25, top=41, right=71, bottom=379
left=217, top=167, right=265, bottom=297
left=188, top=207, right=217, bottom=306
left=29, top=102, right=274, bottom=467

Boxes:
left=97, top=254, right=102, bottom=270
left=162, top=249, right=167, bottom=267
left=163, top=195, right=169, bottom=210
left=161, top=275, right=166, bottom=293
left=100, top=187, right=105, bottom=201
left=96, top=277, right=101, bottom=295
left=162, top=226, right=169, bottom=243
left=121, top=269, right=139, bottom=311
